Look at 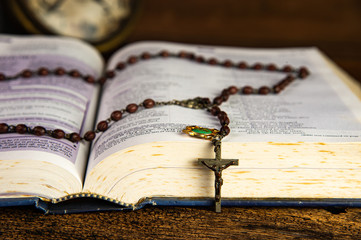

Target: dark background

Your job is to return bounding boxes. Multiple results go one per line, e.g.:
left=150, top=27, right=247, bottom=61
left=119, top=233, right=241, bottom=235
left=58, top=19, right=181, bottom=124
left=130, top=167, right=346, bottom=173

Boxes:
left=1, top=0, right=361, bottom=82
left=129, top=0, right=361, bottom=82
left=1, top=0, right=361, bottom=239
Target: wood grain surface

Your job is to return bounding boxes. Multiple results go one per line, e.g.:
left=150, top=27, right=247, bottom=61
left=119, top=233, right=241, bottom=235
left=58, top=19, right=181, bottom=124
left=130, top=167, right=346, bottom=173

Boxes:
left=1, top=206, right=360, bottom=239
left=1, top=0, right=361, bottom=239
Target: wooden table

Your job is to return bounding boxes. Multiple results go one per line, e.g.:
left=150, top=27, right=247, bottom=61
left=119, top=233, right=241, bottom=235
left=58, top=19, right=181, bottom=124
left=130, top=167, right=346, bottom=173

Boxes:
left=1, top=0, right=361, bottom=238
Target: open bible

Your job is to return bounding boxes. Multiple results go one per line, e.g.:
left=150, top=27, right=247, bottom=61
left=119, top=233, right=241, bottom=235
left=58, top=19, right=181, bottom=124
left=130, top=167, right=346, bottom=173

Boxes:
left=1, top=35, right=361, bottom=214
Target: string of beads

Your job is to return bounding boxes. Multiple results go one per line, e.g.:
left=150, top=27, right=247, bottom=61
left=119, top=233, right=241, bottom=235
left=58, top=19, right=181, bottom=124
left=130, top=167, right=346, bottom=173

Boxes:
left=0, top=50, right=310, bottom=142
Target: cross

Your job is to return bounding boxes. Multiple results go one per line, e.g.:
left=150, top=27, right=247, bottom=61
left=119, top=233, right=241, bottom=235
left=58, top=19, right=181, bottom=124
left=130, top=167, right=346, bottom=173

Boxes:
left=198, top=140, right=238, bottom=212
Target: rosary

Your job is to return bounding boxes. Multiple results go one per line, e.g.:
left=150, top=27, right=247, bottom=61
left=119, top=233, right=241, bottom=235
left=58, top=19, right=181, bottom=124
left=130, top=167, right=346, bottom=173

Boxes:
left=0, top=50, right=309, bottom=212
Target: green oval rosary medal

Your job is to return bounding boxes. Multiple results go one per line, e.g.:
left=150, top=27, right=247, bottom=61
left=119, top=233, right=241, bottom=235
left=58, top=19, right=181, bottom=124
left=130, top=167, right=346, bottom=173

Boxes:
left=182, top=126, right=219, bottom=140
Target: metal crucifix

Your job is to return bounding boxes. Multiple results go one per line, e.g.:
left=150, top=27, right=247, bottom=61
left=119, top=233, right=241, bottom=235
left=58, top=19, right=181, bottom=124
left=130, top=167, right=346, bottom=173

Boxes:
left=198, top=139, right=238, bottom=213
left=182, top=125, right=238, bottom=212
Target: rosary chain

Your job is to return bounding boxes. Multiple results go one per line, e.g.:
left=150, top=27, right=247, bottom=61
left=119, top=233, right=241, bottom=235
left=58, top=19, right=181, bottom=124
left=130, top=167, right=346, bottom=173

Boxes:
left=0, top=50, right=310, bottom=142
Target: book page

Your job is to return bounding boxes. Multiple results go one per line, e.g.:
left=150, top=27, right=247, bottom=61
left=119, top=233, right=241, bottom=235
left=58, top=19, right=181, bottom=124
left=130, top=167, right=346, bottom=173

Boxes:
left=86, top=41, right=361, bottom=172
left=0, top=35, right=103, bottom=183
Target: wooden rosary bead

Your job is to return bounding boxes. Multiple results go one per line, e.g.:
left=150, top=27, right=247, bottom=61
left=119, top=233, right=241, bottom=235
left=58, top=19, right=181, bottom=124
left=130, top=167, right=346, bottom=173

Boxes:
left=97, top=121, right=108, bottom=132
left=116, top=62, right=126, bottom=70
left=220, top=91, right=229, bottom=102
left=208, top=58, right=218, bottom=65
left=252, top=63, right=263, bottom=70
left=228, top=86, right=238, bottom=95
left=0, top=123, right=9, bottom=133
left=275, top=83, right=284, bottom=91
left=273, top=85, right=282, bottom=93
left=111, top=111, right=123, bottom=121
left=126, top=103, right=138, bottom=113
left=54, top=67, right=66, bottom=75
left=106, top=71, right=115, bottom=78
left=84, top=131, right=96, bottom=141
left=220, top=116, right=230, bottom=126
left=143, top=99, right=155, bottom=108
left=220, top=125, right=231, bottom=136
left=52, top=129, right=65, bottom=139
left=195, top=56, right=205, bottom=63
left=221, top=93, right=229, bottom=101
left=218, top=116, right=228, bottom=125
left=278, top=81, right=287, bottom=90
left=285, top=75, right=295, bottom=82
left=159, top=50, right=169, bottom=57
left=84, top=75, right=95, bottom=84
left=242, top=86, right=253, bottom=95
left=282, top=65, right=293, bottom=72
left=222, top=89, right=230, bottom=96
left=285, top=78, right=294, bottom=86
left=21, top=69, right=32, bottom=78
left=213, top=96, right=223, bottom=106
left=188, top=52, right=195, bottom=60
left=237, top=62, right=248, bottom=69
left=33, top=126, right=46, bottom=136
left=37, top=67, right=49, bottom=76
left=128, top=56, right=138, bottom=64
left=69, top=70, right=81, bottom=78
left=15, top=124, right=28, bottom=134
left=69, top=133, right=81, bottom=142
left=141, top=52, right=152, bottom=60
left=217, top=111, right=227, bottom=120
left=200, top=98, right=211, bottom=106
left=210, top=106, right=221, bottom=116
left=266, top=64, right=278, bottom=71
left=258, top=86, right=271, bottom=95
left=299, top=67, right=309, bottom=79
left=223, top=60, right=233, bottom=68
left=0, top=73, right=5, bottom=81
left=178, top=51, right=188, bottom=58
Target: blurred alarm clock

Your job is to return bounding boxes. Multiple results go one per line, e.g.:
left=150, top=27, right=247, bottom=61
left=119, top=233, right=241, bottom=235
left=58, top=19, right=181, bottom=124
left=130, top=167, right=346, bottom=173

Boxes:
left=8, top=0, right=141, bottom=53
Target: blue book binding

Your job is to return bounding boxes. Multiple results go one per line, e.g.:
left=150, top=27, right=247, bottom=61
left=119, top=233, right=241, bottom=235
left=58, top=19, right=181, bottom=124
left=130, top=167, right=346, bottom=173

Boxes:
left=2, top=197, right=361, bottom=214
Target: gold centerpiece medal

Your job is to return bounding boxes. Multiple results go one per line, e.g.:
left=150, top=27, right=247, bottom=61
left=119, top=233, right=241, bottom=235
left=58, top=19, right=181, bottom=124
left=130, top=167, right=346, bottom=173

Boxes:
left=182, top=126, right=220, bottom=140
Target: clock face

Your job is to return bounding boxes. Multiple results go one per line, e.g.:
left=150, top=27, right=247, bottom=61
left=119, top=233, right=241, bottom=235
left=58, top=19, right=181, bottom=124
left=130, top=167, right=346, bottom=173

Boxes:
left=22, top=0, right=132, bottom=43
